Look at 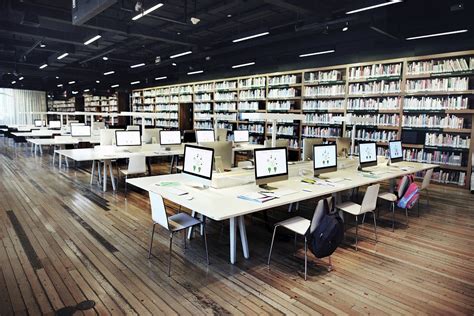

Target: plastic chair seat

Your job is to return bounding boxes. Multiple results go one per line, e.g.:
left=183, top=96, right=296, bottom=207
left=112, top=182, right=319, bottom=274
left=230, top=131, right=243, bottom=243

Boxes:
left=168, top=213, right=202, bottom=232
left=119, top=169, right=146, bottom=176
left=336, top=201, right=362, bottom=215
left=378, top=192, right=397, bottom=202
left=275, top=216, right=310, bottom=235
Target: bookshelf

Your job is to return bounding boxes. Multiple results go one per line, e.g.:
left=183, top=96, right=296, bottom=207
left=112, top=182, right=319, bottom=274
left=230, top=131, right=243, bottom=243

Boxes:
left=47, top=96, right=83, bottom=123
left=131, top=50, right=474, bottom=188
left=83, top=92, right=128, bottom=126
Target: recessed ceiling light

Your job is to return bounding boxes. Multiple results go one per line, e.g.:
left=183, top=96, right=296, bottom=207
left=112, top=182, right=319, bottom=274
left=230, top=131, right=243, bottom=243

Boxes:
left=177, top=32, right=181, bottom=35
left=57, top=53, right=69, bottom=60
left=96, top=80, right=100, bottom=83
left=232, top=31, right=269, bottom=43
left=172, top=62, right=177, bottom=66
left=342, top=26, right=349, bottom=32
left=55, top=76, right=59, bottom=79
left=72, top=91, right=78, bottom=94
left=406, top=29, right=468, bottom=40
left=57, top=84, right=63, bottom=87
left=111, top=84, right=119, bottom=88
left=299, top=49, right=335, bottom=58
left=170, top=51, right=192, bottom=59
left=232, top=61, right=255, bottom=69
left=104, top=71, right=115, bottom=76
left=130, top=63, right=145, bottom=68
left=39, top=63, right=48, bottom=69
left=84, top=89, right=90, bottom=92
left=18, top=76, right=24, bottom=80
left=227, top=14, right=232, bottom=18
left=103, top=56, right=109, bottom=61
left=84, top=34, right=101, bottom=45
left=39, top=42, right=46, bottom=48
left=68, top=81, right=75, bottom=84
left=130, top=81, right=140, bottom=85
left=346, top=0, right=402, bottom=14
left=187, top=70, right=203, bottom=75
left=155, top=76, right=167, bottom=80
left=132, top=3, right=163, bottom=20
left=11, top=81, right=16, bottom=84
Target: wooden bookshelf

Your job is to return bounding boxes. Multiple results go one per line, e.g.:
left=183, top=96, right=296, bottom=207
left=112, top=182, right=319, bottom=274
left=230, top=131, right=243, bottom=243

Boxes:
left=84, top=92, right=128, bottom=126
left=131, top=50, right=474, bottom=187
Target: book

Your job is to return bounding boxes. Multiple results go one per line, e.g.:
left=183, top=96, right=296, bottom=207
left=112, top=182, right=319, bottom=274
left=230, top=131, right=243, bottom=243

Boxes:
left=237, top=192, right=277, bottom=203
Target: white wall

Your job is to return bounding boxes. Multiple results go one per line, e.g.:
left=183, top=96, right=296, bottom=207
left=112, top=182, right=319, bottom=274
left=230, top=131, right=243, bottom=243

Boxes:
left=0, top=88, right=46, bottom=125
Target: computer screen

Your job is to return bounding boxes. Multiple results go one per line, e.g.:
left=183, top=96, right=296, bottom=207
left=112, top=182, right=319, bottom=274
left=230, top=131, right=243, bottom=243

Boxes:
left=313, top=144, right=337, bottom=176
left=159, top=130, right=181, bottom=145
left=115, top=130, right=141, bottom=146
left=183, top=144, right=214, bottom=180
left=71, top=125, right=91, bottom=137
left=254, top=147, right=288, bottom=185
left=234, top=130, right=249, bottom=143
left=34, top=120, right=45, bottom=127
left=359, top=142, right=377, bottom=167
left=196, top=130, right=215, bottom=143
left=389, top=140, right=403, bottom=162
left=49, top=121, right=61, bottom=129
left=70, top=122, right=85, bottom=126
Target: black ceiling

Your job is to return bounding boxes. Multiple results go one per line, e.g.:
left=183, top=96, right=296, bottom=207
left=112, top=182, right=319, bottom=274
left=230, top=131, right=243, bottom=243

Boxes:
left=1, top=0, right=474, bottom=95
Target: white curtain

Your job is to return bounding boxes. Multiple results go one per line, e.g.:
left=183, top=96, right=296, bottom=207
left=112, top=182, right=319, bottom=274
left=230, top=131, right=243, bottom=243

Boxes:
left=0, top=88, right=46, bottom=125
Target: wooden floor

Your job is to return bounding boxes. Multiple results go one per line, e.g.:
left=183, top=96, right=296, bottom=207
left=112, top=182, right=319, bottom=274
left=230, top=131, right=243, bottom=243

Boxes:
left=1, top=141, right=473, bottom=315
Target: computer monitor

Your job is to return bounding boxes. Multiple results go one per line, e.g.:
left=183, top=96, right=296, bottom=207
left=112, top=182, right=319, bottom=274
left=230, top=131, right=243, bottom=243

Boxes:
left=71, top=125, right=91, bottom=137
left=358, top=142, right=377, bottom=169
left=183, top=144, right=214, bottom=186
left=34, top=120, right=45, bottom=127
left=49, top=121, right=61, bottom=129
left=196, top=130, right=215, bottom=143
left=234, top=130, right=249, bottom=143
left=159, top=130, right=181, bottom=148
left=389, top=140, right=403, bottom=164
left=201, top=141, right=233, bottom=171
left=126, top=125, right=140, bottom=131
left=336, top=137, right=351, bottom=157
left=313, top=144, right=337, bottom=178
left=115, top=130, right=141, bottom=146
left=254, top=147, right=288, bottom=190
left=183, top=130, right=196, bottom=143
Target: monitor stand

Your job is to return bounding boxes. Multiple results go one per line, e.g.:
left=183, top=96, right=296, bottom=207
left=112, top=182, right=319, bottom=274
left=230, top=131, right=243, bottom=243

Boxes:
left=315, top=173, right=329, bottom=180
left=165, top=146, right=171, bottom=151
left=259, top=184, right=278, bottom=191
left=386, top=158, right=391, bottom=166
left=357, top=165, right=371, bottom=173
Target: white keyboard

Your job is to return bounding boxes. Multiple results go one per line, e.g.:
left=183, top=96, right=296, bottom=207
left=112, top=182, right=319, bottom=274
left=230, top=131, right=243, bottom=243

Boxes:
left=326, top=177, right=345, bottom=183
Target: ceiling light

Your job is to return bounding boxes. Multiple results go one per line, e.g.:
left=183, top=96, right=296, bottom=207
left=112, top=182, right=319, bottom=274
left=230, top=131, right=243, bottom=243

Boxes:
left=132, top=3, right=164, bottom=20
left=155, top=76, right=167, bottom=80
left=84, top=89, right=90, bottom=92
left=111, top=84, right=119, bottom=88
left=346, top=0, right=402, bottom=14
left=72, top=91, right=78, bottom=95
left=170, top=51, right=192, bottom=59
left=84, top=34, right=101, bottom=45
left=406, top=29, right=468, bottom=40
left=232, top=31, right=269, bottom=43
left=39, top=63, right=48, bottom=69
left=232, top=61, right=255, bottom=69
left=187, top=70, right=203, bottom=75
left=104, top=71, right=115, bottom=75
left=57, top=84, right=63, bottom=87
left=342, top=23, right=349, bottom=32
left=11, top=81, right=16, bottom=84
left=103, top=56, right=109, bottom=61
left=130, top=81, right=140, bottom=85
left=18, top=76, right=24, bottom=81
left=190, top=17, right=200, bottom=25
left=68, top=81, right=75, bottom=84
left=172, top=62, right=177, bottom=66
left=130, top=63, right=145, bottom=68
left=299, top=49, right=335, bottom=58
left=57, top=53, right=69, bottom=60
left=96, top=80, right=100, bottom=83
left=227, top=14, right=232, bottom=18
left=39, top=42, right=46, bottom=48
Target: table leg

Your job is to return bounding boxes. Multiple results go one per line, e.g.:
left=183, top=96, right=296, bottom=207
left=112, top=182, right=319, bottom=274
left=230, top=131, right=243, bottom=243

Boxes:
left=39, top=145, right=43, bottom=155
left=109, top=161, right=116, bottom=191
left=238, top=216, right=249, bottom=259
left=230, top=217, right=237, bottom=264
left=187, top=210, right=196, bottom=239
left=90, top=160, right=95, bottom=185
left=169, top=155, right=175, bottom=174
left=103, top=160, right=108, bottom=191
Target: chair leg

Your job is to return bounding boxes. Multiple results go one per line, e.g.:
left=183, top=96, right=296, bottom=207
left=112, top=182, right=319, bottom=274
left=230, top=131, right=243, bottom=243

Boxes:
left=125, top=175, right=128, bottom=197
left=328, top=256, right=333, bottom=272
left=355, top=215, right=358, bottom=251
left=372, top=211, right=377, bottom=243
left=362, top=212, right=366, bottom=224
left=304, top=237, right=308, bottom=281
left=417, top=199, right=420, bottom=217
left=202, top=220, right=209, bottom=265
left=168, top=233, right=174, bottom=277
left=391, top=202, right=395, bottom=232
left=183, top=229, right=187, bottom=249
left=405, top=208, right=409, bottom=227
left=148, top=223, right=156, bottom=259
left=267, top=226, right=278, bottom=266
left=294, top=232, right=297, bottom=255
left=426, top=189, right=430, bottom=208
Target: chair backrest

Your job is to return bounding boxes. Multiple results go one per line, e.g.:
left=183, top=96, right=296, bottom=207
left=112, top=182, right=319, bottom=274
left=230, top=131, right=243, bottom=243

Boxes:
left=142, top=128, right=161, bottom=144
left=310, top=197, right=333, bottom=234
left=149, top=192, right=169, bottom=230
left=201, top=141, right=233, bottom=170
left=127, top=154, right=147, bottom=174
left=302, top=138, right=323, bottom=161
left=100, top=129, right=116, bottom=145
left=264, top=139, right=289, bottom=148
left=361, top=184, right=380, bottom=214
left=127, top=125, right=140, bottom=131
left=216, top=128, right=228, bottom=141
left=421, top=168, right=433, bottom=190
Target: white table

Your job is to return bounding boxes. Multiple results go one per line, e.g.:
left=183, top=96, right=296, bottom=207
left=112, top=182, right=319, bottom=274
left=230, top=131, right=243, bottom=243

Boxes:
left=12, top=130, right=62, bottom=138
left=127, top=160, right=437, bottom=264
left=27, top=137, right=100, bottom=155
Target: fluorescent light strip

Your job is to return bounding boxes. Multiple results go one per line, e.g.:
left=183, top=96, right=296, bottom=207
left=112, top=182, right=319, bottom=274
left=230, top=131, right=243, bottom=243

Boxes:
left=84, top=89, right=90, bottom=92
left=19, top=77, right=24, bottom=81
left=111, top=84, right=119, bottom=88
left=346, top=0, right=402, bottom=14
left=72, top=91, right=78, bottom=94
left=406, top=29, right=468, bottom=40
left=232, top=31, right=269, bottom=43
left=39, top=64, right=48, bottom=69
left=132, top=3, right=164, bottom=20
left=170, top=51, right=192, bottom=59
left=104, top=71, right=115, bottom=76
left=68, top=81, right=75, bottom=84
left=84, top=35, right=101, bottom=45
left=130, top=81, right=140, bottom=85
left=232, top=61, right=255, bottom=69
left=299, top=49, right=335, bottom=58
left=187, top=70, right=203, bottom=75
left=155, top=76, right=167, bottom=80
left=57, top=84, right=63, bottom=87
left=57, top=53, right=69, bottom=60
left=11, top=81, right=16, bottom=84
left=130, top=63, right=145, bottom=68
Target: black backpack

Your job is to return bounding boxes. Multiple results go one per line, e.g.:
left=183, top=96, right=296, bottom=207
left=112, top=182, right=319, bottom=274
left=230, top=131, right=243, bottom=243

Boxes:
left=307, top=198, right=344, bottom=258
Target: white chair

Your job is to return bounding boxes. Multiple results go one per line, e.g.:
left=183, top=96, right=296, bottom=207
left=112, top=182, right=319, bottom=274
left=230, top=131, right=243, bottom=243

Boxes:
left=119, top=154, right=147, bottom=195
left=268, top=197, right=334, bottom=280
left=100, top=129, right=115, bottom=146
left=52, top=135, right=73, bottom=167
left=148, top=192, right=209, bottom=276
left=336, top=184, right=380, bottom=250
left=302, top=138, right=323, bottom=161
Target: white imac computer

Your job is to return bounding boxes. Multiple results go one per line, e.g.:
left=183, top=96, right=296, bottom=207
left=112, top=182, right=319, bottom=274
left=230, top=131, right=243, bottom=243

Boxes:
left=71, top=125, right=91, bottom=137
left=254, top=147, right=288, bottom=190
left=233, top=130, right=249, bottom=146
left=159, top=130, right=181, bottom=150
left=358, top=142, right=377, bottom=171
left=115, top=130, right=141, bottom=147
left=388, top=140, right=403, bottom=165
left=196, top=130, right=215, bottom=144
left=49, top=120, right=61, bottom=129
left=34, top=120, right=45, bottom=127
left=313, top=144, right=337, bottom=178
left=183, top=144, right=214, bottom=187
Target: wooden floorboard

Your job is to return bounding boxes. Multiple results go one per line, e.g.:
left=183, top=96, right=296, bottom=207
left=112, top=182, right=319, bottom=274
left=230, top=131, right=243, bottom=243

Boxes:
left=0, top=140, right=473, bottom=315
